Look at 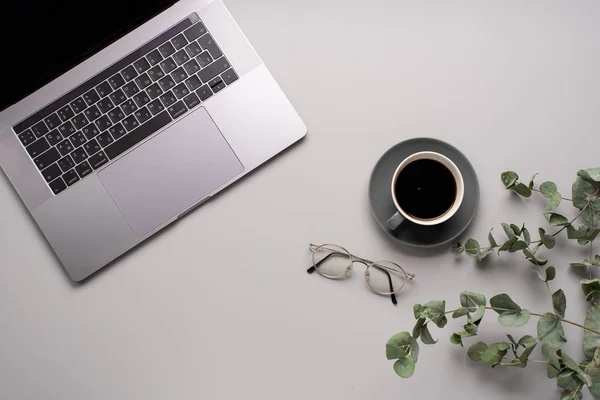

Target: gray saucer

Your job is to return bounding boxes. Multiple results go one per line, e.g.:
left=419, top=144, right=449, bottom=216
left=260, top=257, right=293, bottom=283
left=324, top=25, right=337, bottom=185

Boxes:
left=369, top=138, right=479, bottom=248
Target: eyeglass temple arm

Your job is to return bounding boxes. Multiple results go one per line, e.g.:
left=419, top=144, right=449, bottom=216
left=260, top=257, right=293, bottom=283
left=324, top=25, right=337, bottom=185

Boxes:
left=307, top=251, right=398, bottom=305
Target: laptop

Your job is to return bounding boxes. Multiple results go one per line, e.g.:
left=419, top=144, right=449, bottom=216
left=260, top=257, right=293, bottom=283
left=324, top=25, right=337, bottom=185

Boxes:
left=0, top=0, right=306, bottom=281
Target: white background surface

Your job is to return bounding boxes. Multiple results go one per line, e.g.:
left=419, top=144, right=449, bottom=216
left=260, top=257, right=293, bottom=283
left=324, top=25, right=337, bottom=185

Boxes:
left=2, top=0, right=600, bottom=398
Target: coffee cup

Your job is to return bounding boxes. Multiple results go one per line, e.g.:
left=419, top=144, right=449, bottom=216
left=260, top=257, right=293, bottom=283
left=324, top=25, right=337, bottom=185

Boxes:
left=387, top=151, right=464, bottom=230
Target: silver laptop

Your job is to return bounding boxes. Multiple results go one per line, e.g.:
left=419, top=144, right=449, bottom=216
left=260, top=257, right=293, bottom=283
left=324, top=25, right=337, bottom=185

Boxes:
left=0, top=0, right=306, bottom=281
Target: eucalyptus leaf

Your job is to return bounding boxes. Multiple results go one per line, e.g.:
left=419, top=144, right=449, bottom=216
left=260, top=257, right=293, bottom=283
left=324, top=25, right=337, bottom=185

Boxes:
left=539, top=228, right=556, bottom=249
left=498, top=237, right=517, bottom=253
left=467, top=342, right=488, bottom=361
left=508, top=240, right=528, bottom=253
left=592, top=197, right=600, bottom=212
left=552, top=289, right=567, bottom=318
left=475, top=247, right=494, bottom=262
left=386, top=332, right=414, bottom=360
left=464, top=238, right=480, bottom=256
left=542, top=344, right=561, bottom=379
left=587, top=366, right=600, bottom=396
left=420, top=324, right=437, bottom=345
left=523, top=248, right=548, bottom=266
left=412, top=318, right=426, bottom=339
left=546, top=266, right=556, bottom=281
left=545, top=212, right=571, bottom=227
left=423, top=300, right=447, bottom=328
left=557, top=370, right=581, bottom=392
left=464, top=322, right=478, bottom=335
left=537, top=313, right=567, bottom=347
left=569, top=260, right=593, bottom=268
left=518, top=338, right=537, bottom=364
left=490, top=293, right=521, bottom=313
left=583, top=305, right=600, bottom=360
left=558, top=350, right=591, bottom=387
left=573, top=177, right=596, bottom=210
left=471, top=305, right=485, bottom=324
left=522, top=228, right=531, bottom=245
left=581, top=279, right=600, bottom=303
left=501, top=171, right=518, bottom=189
left=450, top=332, right=468, bottom=346
left=452, top=242, right=465, bottom=254
left=500, top=358, right=524, bottom=367
left=581, top=207, right=600, bottom=228
left=560, top=389, right=583, bottom=400
left=578, top=168, right=600, bottom=184
left=413, top=304, right=425, bottom=319
left=528, top=173, right=538, bottom=190
left=502, top=223, right=517, bottom=240
left=539, top=182, right=563, bottom=210
left=481, top=343, right=509, bottom=367
left=498, top=310, right=531, bottom=328
left=512, top=183, right=532, bottom=197
left=518, top=335, right=535, bottom=347
left=393, top=356, right=415, bottom=378
left=452, top=309, right=470, bottom=319
left=488, top=229, right=498, bottom=248
left=460, top=291, right=486, bottom=308
left=568, top=225, right=600, bottom=245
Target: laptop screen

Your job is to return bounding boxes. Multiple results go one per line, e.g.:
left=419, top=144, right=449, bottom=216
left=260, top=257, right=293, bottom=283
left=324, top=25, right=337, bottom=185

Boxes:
left=0, top=0, right=177, bottom=112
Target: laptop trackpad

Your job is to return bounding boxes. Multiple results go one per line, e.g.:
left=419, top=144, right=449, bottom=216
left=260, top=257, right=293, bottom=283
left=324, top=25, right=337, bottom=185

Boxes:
left=98, top=108, right=244, bottom=237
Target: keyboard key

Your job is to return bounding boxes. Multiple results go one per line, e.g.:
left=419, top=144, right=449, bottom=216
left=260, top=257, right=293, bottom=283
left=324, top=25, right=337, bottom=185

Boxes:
left=196, top=85, right=213, bottom=101
left=75, top=161, right=93, bottom=178
left=109, top=123, right=127, bottom=140
left=146, top=83, right=163, bottom=100
left=57, top=139, right=74, bottom=156
left=184, top=75, right=202, bottom=91
left=72, top=113, right=89, bottom=130
left=122, top=81, right=140, bottom=98
left=84, top=105, right=101, bottom=122
left=211, top=80, right=226, bottom=93
left=71, top=131, right=87, bottom=147
left=146, top=49, right=163, bottom=66
left=158, top=75, right=176, bottom=91
left=147, top=65, right=165, bottom=82
left=167, top=101, right=188, bottom=119
left=69, top=98, right=86, bottom=114
left=58, top=155, right=75, bottom=172
left=41, top=163, right=62, bottom=183
left=82, top=124, right=100, bottom=140
left=97, top=132, right=114, bottom=147
left=45, top=129, right=62, bottom=146
left=122, top=115, right=139, bottom=131
left=185, top=41, right=202, bottom=58
left=160, top=91, right=177, bottom=107
left=26, top=137, right=50, bottom=158
left=108, top=73, right=126, bottom=90
left=171, top=34, right=188, bottom=50
left=32, top=121, right=49, bottom=138
left=97, top=97, right=115, bottom=114
left=121, top=65, right=138, bottom=81
left=49, top=178, right=67, bottom=195
left=135, top=73, right=152, bottom=90
left=173, top=83, right=190, bottom=99
left=133, top=58, right=151, bottom=73
left=96, top=81, right=113, bottom=97
left=221, top=69, right=239, bottom=85
left=59, top=106, right=75, bottom=123
left=62, top=169, right=79, bottom=186
left=173, top=49, right=190, bottom=66
left=183, top=92, right=201, bottom=109
left=44, top=114, right=62, bottom=130
left=184, top=22, right=207, bottom=42
left=89, top=151, right=109, bottom=169
left=147, top=99, right=165, bottom=115
left=83, top=89, right=100, bottom=106
left=110, top=89, right=127, bottom=105
left=196, top=51, right=213, bottom=68
left=133, top=92, right=150, bottom=107
left=199, top=57, right=230, bottom=83
left=198, top=34, right=222, bottom=59
left=34, top=147, right=60, bottom=170
left=183, top=59, right=200, bottom=76
left=158, top=41, right=176, bottom=58
left=160, top=57, right=177, bottom=74
left=18, top=129, right=36, bottom=146
left=108, top=107, right=125, bottom=123
left=84, top=139, right=101, bottom=156
left=135, top=107, right=152, bottom=124
left=122, top=99, right=138, bottom=115
left=71, top=147, right=88, bottom=164
left=96, top=115, right=112, bottom=132
left=171, top=67, right=187, bottom=84
left=105, top=111, right=172, bottom=160
left=58, top=121, right=76, bottom=137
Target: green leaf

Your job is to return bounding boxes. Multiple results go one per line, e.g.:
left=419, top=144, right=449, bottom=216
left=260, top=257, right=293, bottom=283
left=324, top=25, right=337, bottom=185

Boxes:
left=573, top=177, right=596, bottom=210
left=506, top=334, right=517, bottom=345
left=591, top=197, right=600, bottom=212
left=594, top=255, right=600, bottom=266
left=481, top=343, right=510, bottom=367
left=452, top=242, right=464, bottom=253
left=528, top=173, right=538, bottom=190
left=423, top=301, right=447, bottom=328
left=518, top=338, right=537, bottom=364
left=393, top=355, right=415, bottom=378
left=412, top=318, right=426, bottom=339
left=540, top=181, right=558, bottom=196
left=474, top=247, right=494, bottom=262
left=535, top=266, right=556, bottom=283
left=568, top=225, right=600, bottom=245
left=581, top=207, right=600, bottom=228
left=581, top=279, right=600, bottom=303
left=523, top=248, right=548, bottom=266
left=518, top=335, right=535, bottom=347
left=501, top=171, right=518, bottom=189
left=460, top=291, right=486, bottom=308
left=419, top=324, right=437, bottom=345
left=498, top=237, right=517, bottom=253
left=471, top=305, right=485, bottom=324
left=558, top=350, right=591, bottom=387
left=548, top=192, right=562, bottom=210
left=539, top=228, right=556, bottom=249
left=413, top=304, right=424, bottom=319
left=578, top=168, right=600, bottom=183
left=502, top=223, right=517, bottom=240
left=464, top=238, right=480, bottom=256
left=552, top=289, right=567, bottom=318
left=557, top=371, right=581, bottom=392
left=545, top=212, right=571, bottom=227
left=542, top=344, right=561, bottom=378
left=490, top=294, right=531, bottom=328
left=587, top=365, right=600, bottom=396
left=464, top=322, right=478, bottom=335
left=512, top=183, right=532, bottom=197
left=583, top=305, right=600, bottom=360
left=509, top=224, right=522, bottom=235
left=490, top=293, right=521, bottom=312
left=386, top=332, right=414, bottom=360
left=488, top=229, right=498, bottom=248
left=522, top=227, right=531, bottom=245
left=537, top=312, right=567, bottom=347
left=546, top=266, right=556, bottom=281
left=452, top=309, right=470, bottom=318
left=450, top=332, right=466, bottom=346
left=569, top=260, right=593, bottom=268
left=508, top=240, right=528, bottom=253
left=467, top=342, right=488, bottom=361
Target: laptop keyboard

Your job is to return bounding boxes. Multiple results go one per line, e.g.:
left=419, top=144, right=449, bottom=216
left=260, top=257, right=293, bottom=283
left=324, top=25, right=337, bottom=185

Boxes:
left=12, top=13, right=238, bottom=196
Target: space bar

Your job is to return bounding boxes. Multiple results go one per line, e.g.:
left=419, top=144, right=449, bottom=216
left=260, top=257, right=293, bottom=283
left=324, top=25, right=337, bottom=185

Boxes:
left=105, top=111, right=173, bottom=160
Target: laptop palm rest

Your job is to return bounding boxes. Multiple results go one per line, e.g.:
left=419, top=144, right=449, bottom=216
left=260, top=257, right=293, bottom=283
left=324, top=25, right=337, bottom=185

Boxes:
left=98, top=108, right=244, bottom=237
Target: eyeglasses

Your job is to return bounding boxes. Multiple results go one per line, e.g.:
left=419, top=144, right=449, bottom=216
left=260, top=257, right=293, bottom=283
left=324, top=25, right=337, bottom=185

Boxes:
left=307, top=243, right=415, bottom=305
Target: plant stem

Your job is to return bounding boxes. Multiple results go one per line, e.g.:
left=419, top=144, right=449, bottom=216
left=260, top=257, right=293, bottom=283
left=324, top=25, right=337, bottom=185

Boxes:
left=445, top=306, right=600, bottom=336
left=531, top=188, right=573, bottom=202
left=531, top=202, right=591, bottom=245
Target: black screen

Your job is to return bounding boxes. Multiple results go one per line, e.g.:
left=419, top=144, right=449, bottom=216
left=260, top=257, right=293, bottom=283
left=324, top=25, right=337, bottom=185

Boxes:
left=0, top=0, right=177, bottom=111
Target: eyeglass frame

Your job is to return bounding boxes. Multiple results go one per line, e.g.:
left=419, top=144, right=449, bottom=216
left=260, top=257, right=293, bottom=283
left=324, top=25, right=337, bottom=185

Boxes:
left=307, top=243, right=415, bottom=305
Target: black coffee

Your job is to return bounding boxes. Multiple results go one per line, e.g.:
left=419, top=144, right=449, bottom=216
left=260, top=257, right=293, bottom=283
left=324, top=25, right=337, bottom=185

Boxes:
left=394, top=159, right=457, bottom=220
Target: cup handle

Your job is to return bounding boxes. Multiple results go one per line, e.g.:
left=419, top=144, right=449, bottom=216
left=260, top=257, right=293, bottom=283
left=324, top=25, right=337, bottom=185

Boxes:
left=387, top=212, right=405, bottom=231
